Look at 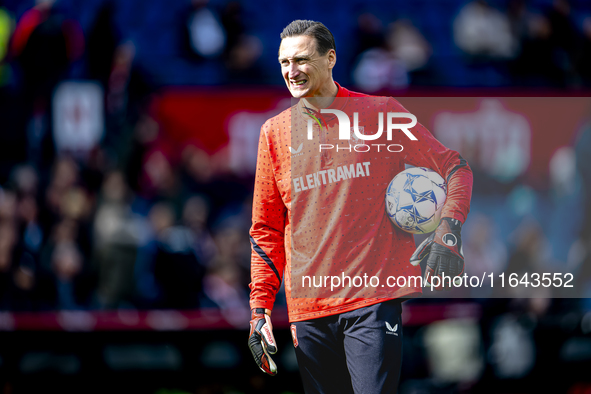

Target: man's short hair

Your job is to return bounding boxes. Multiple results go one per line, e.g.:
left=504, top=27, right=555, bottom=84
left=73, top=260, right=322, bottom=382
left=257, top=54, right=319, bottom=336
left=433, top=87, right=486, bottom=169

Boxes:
left=280, top=20, right=336, bottom=55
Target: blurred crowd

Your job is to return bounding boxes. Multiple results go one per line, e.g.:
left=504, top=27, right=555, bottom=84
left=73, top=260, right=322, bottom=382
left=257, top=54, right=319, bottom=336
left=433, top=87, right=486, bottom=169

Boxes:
left=0, top=2, right=591, bottom=393
left=0, top=0, right=261, bottom=314
left=352, top=0, right=591, bottom=90
left=0, top=0, right=589, bottom=317
left=2, top=0, right=591, bottom=89
left=0, top=124, right=257, bottom=313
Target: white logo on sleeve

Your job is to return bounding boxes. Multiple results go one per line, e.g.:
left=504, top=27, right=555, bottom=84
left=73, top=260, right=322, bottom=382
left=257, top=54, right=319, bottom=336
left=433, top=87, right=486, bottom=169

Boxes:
left=289, top=143, right=303, bottom=154
left=386, top=322, right=399, bottom=336
left=442, top=233, right=457, bottom=247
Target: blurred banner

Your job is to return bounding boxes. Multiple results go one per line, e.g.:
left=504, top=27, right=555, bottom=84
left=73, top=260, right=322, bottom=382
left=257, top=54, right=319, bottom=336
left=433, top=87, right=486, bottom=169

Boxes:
left=152, top=92, right=590, bottom=187
left=405, top=97, right=591, bottom=188
left=150, top=89, right=289, bottom=175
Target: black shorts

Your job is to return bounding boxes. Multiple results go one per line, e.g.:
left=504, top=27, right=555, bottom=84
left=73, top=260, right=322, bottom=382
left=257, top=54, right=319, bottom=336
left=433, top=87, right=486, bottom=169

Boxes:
left=291, top=300, right=403, bottom=394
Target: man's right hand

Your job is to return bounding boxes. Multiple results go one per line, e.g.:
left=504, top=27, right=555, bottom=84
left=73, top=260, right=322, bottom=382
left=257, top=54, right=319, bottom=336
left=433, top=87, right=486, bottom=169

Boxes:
left=248, top=308, right=278, bottom=375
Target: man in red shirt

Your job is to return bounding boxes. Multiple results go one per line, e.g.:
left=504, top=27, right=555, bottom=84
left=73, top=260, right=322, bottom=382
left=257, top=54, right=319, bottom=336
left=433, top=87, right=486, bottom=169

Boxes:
left=248, top=20, right=472, bottom=393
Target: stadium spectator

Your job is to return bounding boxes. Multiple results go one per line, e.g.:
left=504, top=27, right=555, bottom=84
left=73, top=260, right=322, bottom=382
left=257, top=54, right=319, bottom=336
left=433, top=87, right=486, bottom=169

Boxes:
left=93, top=170, right=142, bottom=309
left=510, top=0, right=580, bottom=86
left=203, top=259, right=249, bottom=326
left=353, top=12, right=385, bottom=57
left=8, top=251, right=37, bottom=311
left=0, top=216, right=20, bottom=309
left=152, top=201, right=205, bottom=309
left=386, top=20, right=431, bottom=74
left=45, top=241, right=94, bottom=309
left=133, top=201, right=174, bottom=308
left=85, top=1, right=119, bottom=87
left=352, top=47, right=409, bottom=91
left=453, top=0, right=518, bottom=60
left=11, top=0, right=84, bottom=112
left=225, top=34, right=264, bottom=84
left=352, top=13, right=410, bottom=91
left=181, top=195, right=217, bottom=266
left=545, top=0, right=578, bottom=84
left=463, top=213, right=508, bottom=297
left=503, top=218, right=553, bottom=299
left=184, top=0, right=226, bottom=60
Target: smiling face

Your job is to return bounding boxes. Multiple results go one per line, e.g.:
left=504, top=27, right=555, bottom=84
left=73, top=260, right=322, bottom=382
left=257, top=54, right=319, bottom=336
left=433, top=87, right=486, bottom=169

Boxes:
left=278, top=35, right=337, bottom=101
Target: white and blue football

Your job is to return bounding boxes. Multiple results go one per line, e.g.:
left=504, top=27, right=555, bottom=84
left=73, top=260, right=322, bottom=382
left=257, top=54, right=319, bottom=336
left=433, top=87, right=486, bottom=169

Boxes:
left=385, top=167, right=447, bottom=234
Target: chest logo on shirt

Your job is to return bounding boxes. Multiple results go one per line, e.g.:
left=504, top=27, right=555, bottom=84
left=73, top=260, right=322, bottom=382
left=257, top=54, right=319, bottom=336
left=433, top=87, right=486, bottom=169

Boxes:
left=293, top=162, right=371, bottom=193
left=289, top=143, right=303, bottom=154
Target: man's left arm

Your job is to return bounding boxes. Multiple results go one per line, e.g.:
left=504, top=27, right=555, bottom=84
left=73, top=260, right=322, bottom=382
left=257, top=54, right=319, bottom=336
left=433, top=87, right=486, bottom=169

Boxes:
left=401, top=121, right=473, bottom=224
left=392, top=102, right=473, bottom=288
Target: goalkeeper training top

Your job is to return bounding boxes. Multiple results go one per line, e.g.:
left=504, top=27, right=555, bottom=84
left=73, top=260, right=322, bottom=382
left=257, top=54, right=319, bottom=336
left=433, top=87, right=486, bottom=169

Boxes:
left=249, top=83, right=472, bottom=322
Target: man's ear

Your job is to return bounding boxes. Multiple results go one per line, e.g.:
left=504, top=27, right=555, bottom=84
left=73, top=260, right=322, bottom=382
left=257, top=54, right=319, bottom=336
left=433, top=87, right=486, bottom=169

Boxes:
left=327, top=49, right=337, bottom=69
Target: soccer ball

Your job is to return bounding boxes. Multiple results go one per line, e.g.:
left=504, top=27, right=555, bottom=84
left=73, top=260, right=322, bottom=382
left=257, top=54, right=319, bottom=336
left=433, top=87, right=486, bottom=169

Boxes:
left=385, top=167, right=447, bottom=234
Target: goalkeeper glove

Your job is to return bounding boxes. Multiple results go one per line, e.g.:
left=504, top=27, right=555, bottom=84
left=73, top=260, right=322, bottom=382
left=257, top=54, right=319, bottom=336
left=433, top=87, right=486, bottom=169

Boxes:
left=410, top=217, right=464, bottom=290
left=248, top=308, right=278, bottom=375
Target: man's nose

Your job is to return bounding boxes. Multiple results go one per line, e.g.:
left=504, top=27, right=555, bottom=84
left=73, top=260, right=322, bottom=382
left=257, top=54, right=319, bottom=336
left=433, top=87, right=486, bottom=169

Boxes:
left=288, top=63, right=300, bottom=78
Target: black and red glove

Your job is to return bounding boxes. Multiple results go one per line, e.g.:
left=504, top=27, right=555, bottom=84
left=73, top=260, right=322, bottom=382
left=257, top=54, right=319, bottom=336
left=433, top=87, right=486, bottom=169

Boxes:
left=410, top=217, right=464, bottom=290
left=248, top=308, right=278, bottom=375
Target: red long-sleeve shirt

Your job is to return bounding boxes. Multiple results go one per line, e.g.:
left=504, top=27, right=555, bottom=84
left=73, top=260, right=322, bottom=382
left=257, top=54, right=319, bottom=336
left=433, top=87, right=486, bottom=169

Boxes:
left=250, top=83, right=472, bottom=322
